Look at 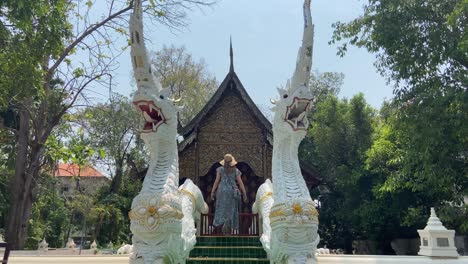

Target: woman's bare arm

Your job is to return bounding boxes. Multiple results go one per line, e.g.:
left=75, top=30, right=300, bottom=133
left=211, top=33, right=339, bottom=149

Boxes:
left=211, top=172, right=221, bottom=200
left=236, top=174, right=247, bottom=202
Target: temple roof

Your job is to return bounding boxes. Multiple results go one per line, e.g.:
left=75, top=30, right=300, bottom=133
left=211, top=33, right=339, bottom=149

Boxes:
left=177, top=44, right=322, bottom=187
left=178, top=70, right=273, bottom=151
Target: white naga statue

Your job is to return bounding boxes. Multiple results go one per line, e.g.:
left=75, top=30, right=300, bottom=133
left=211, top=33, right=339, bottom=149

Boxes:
left=253, top=0, right=320, bottom=263
left=128, top=1, right=207, bottom=263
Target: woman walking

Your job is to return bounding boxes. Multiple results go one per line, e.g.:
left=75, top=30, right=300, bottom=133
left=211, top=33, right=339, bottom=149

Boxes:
left=211, top=154, right=247, bottom=234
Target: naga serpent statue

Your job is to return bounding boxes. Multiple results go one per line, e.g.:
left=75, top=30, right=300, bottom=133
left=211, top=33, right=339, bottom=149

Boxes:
left=253, top=0, right=320, bottom=263
left=128, top=1, right=207, bottom=263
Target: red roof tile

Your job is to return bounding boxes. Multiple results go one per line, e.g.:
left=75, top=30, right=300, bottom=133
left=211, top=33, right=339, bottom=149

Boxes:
left=54, top=163, right=105, bottom=177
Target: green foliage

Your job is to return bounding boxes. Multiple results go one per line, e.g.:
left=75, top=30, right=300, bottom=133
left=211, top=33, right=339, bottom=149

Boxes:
left=86, top=168, right=142, bottom=245
left=324, top=0, right=468, bottom=245
left=389, top=88, right=467, bottom=204
left=437, top=204, right=468, bottom=234
left=1, top=0, right=217, bottom=249
left=304, top=94, right=377, bottom=251
left=0, top=129, right=15, bottom=232
left=331, top=0, right=467, bottom=95
left=329, top=0, right=467, bottom=204
left=309, top=71, right=344, bottom=103
left=151, top=45, right=218, bottom=125
left=75, top=93, right=143, bottom=193
left=366, top=100, right=467, bottom=234
left=0, top=0, right=72, bottom=109
left=26, top=175, right=71, bottom=249
left=0, top=161, right=12, bottom=233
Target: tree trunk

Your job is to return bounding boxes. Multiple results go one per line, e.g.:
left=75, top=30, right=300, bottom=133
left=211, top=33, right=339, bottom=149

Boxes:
left=110, top=159, right=124, bottom=193
left=6, top=104, right=31, bottom=250
left=5, top=100, right=47, bottom=250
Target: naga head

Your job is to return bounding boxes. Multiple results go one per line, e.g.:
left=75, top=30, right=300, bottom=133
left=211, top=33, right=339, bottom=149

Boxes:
left=271, top=83, right=313, bottom=138
left=271, top=0, right=314, bottom=138
left=132, top=86, right=181, bottom=144
left=130, top=0, right=181, bottom=144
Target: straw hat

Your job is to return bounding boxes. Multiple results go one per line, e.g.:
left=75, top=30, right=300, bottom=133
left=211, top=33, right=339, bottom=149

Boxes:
left=219, top=154, right=237, bottom=166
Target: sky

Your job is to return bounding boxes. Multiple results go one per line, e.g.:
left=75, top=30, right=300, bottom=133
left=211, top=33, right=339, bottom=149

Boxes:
left=110, top=0, right=394, bottom=109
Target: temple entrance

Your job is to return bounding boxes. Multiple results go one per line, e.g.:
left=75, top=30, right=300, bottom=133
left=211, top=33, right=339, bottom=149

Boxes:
left=198, top=161, right=264, bottom=236
left=176, top=50, right=321, bottom=236
left=199, top=161, right=265, bottom=213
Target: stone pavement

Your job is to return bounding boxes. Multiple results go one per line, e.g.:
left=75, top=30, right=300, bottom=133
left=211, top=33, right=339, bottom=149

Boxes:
left=9, top=256, right=129, bottom=264
left=8, top=255, right=468, bottom=264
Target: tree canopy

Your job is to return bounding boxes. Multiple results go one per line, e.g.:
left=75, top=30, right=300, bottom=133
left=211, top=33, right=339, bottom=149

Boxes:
left=330, top=0, right=467, bottom=216
left=151, top=45, right=218, bottom=125
left=0, top=0, right=216, bottom=249
left=308, top=0, right=468, bottom=252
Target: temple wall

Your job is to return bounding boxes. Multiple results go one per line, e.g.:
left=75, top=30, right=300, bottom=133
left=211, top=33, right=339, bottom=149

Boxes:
left=195, top=91, right=270, bottom=179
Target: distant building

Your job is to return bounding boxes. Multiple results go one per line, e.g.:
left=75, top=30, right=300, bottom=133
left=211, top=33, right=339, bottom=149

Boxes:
left=54, top=163, right=110, bottom=197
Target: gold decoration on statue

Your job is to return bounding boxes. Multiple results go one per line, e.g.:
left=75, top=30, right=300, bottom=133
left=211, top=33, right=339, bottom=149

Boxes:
left=259, top=192, right=273, bottom=203
left=129, top=210, right=135, bottom=220
left=292, top=203, right=303, bottom=214
left=180, top=189, right=197, bottom=205
left=148, top=206, right=157, bottom=216
left=270, top=209, right=286, bottom=218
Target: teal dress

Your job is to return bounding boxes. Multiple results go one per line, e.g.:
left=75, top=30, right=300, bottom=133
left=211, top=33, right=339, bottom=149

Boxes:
left=213, top=166, right=241, bottom=230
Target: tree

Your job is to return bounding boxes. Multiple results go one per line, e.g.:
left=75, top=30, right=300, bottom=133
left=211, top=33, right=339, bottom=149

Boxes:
left=366, top=103, right=468, bottom=235
left=300, top=70, right=345, bottom=164
left=0, top=131, right=14, bottom=236
left=77, top=93, right=141, bottom=193
left=309, top=71, right=344, bottom=103
left=151, top=45, right=218, bottom=125
left=26, top=175, right=71, bottom=249
left=0, top=0, right=216, bottom=249
left=303, top=93, right=376, bottom=252
left=331, top=0, right=466, bottom=95
left=331, top=0, right=467, bottom=212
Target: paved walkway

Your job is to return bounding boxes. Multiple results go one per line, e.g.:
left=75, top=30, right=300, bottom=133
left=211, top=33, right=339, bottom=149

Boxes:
left=9, top=256, right=129, bottom=264
left=8, top=255, right=468, bottom=264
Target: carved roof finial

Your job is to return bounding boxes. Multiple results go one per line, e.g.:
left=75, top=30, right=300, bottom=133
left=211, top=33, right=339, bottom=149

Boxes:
left=230, top=36, right=234, bottom=73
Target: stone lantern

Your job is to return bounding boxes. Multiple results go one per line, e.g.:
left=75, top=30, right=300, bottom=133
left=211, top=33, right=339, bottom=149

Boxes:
left=417, top=208, right=458, bottom=257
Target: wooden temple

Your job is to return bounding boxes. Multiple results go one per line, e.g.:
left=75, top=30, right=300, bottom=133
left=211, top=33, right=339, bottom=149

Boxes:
left=178, top=44, right=321, bottom=213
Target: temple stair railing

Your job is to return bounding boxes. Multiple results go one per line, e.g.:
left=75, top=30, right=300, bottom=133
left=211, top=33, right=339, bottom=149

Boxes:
left=199, top=213, right=260, bottom=236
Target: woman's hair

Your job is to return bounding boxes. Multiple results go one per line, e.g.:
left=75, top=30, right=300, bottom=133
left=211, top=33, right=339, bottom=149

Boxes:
left=223, top=160, right=235, bottom=174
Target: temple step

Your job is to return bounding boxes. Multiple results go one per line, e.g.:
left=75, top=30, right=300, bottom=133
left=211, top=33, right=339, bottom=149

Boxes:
left=187, top=236, right=269, bottom=264
left=187, top=257, right=270, bottom=263
left=195, top=236, right=263, bottom=247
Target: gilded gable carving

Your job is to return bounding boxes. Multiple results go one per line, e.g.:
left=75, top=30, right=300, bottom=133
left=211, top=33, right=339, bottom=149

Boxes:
left=198, top=132, right=263, bottom=145
left=193, top=92, right=269, bottom=178
left=200, top=93, right=261, bottom=133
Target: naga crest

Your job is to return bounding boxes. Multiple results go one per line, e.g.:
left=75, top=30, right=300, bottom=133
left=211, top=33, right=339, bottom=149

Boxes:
left=271, top=0, right=314, bottom=136
left=130, top=0, right=181, bottom=144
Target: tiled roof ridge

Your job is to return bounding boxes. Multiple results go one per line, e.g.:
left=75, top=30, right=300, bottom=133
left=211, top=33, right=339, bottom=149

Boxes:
left=54, top=163, right=105, bottom=177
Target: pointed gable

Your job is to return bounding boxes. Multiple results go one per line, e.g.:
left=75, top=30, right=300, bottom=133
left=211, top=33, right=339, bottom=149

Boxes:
left=177, top=46, right=321, bottom=193
left=179, top=71, right=272, bottom=152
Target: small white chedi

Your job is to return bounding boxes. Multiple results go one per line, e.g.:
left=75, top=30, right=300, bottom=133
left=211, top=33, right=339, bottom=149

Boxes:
left=66, top=238, right=76, bottom=250
left=90, top=240, right=98, bottom=250
left=253, top=0, right=319, bottom=263
left=38, top=238, right=48, bottom=252
left=418, top=208, right=459, bottom=257
left=128, top=1, right=207, bottom=263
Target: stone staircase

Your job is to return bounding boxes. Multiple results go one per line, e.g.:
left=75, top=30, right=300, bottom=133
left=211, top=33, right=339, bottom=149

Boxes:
left=187, top=236, right=269, bottom=264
